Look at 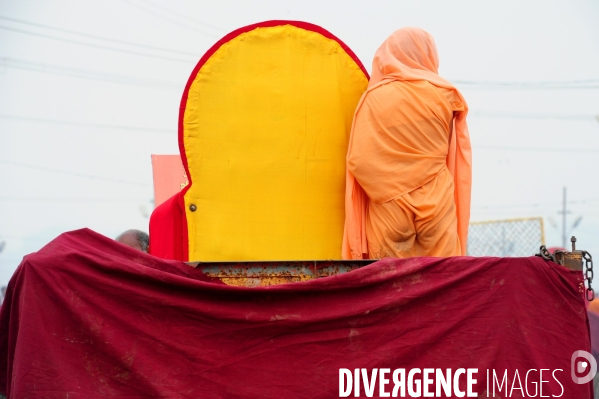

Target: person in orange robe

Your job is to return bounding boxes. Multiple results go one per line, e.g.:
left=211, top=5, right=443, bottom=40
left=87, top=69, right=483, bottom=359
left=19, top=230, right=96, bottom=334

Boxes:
left=342, top=27, right=472, bottom=260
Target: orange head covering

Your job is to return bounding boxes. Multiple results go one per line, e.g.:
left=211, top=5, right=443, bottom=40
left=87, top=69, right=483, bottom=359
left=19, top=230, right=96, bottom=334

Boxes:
left=342, top=27, right=472, bottom=259
left=370, top=27, right=440, bottom=85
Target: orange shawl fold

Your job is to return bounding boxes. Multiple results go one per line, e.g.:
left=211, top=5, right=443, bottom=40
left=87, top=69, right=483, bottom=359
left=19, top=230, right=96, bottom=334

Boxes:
left=342, top=27, right=472, bottom=259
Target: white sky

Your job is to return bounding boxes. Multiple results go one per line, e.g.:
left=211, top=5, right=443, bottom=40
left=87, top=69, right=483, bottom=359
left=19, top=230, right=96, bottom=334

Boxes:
left=0, top=0, right=598, bottom=286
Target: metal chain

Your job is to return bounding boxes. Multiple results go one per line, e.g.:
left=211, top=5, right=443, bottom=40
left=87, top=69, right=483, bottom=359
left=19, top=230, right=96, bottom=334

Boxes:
left=583, top=251, right=594, bottom=301
left=536, top=245, right=556, bottom=263
left=537, top=246, right=593, bottom=300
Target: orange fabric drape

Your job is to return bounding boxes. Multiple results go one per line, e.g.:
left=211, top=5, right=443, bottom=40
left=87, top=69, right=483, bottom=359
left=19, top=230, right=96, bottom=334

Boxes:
left=342, top=27, right=472, bottom=259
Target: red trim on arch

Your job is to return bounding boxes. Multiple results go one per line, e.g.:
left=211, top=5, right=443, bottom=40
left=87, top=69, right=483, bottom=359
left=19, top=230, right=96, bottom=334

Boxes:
left=177, top=20, right=369, bottom=261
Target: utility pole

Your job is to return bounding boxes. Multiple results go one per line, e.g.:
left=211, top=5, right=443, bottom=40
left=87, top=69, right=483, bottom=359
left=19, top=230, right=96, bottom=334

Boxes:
left=562, top=187, right=567, bottom=248
left=558, top=187, right=571, bottom=249
left=557, top=187, right=583, bottom=249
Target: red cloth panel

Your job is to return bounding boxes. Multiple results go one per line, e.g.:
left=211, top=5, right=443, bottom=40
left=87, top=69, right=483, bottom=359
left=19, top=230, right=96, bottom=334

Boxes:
left=0, top=229, right=592, bottom=398
left=588, top=311, right=599, bottom=363
left=149, top=192, right=186, bottom=261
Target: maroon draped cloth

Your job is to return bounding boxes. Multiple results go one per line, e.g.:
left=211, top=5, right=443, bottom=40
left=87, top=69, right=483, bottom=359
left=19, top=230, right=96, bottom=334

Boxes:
left=0, top=229, right=592, bottom=398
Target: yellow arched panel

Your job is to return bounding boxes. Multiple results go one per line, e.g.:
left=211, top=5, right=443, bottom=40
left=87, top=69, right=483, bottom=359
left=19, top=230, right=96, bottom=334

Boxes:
left=181, top=21, right=368, bottom=260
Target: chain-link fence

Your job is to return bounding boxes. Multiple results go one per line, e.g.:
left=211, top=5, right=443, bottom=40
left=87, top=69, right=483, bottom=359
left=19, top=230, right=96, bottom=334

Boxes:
left=467, top=217, right=545, bottom=257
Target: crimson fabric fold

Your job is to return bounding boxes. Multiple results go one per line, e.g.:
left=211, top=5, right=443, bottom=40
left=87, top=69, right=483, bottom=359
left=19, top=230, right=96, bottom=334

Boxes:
left=149, top=191, right=187, bottom=260
left=0, top=229, right=592, bottom=398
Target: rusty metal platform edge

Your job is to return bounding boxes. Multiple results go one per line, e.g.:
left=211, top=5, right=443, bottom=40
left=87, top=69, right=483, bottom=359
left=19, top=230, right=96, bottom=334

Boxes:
left=187, top=260, right=376, bottom=287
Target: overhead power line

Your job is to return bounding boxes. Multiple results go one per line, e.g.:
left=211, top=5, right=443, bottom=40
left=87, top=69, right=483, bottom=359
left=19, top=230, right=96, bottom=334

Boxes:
left=0, top=14, right=594, bottom=91
left=141, top=0, right=223, bottom=32
left=0, top=197, right=149, bottom=202
left=0, top=15, right=200, bottom=57
left=0, top=56, right=181, bottom=89
left=454, top=79, right=599, bottom=90
left=475, top=145, right=599, bottom=153
left=0, top=25, right=195, bottom=64
left=472, top=198, right=599, bottom=210
left=122, top=0, right=219, bottom=38
left=0, top=159, right=151, bottom=187
left=469, top=111, right=597, bottom=120
left=0, top=113, right=173, bottom=134
left=0, top=257, right=26, bottom=262
left=4, top=112, right=590, bottom=137
left=0, top=234, right=41, bottom=240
